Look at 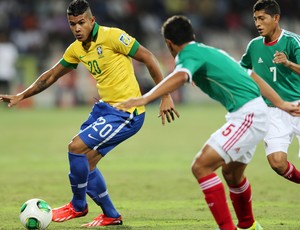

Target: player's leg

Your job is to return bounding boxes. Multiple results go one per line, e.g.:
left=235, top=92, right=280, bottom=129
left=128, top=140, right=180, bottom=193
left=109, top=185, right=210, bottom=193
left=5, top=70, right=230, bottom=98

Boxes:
left=80, top=102, right=145, bottom=227
left=201, top=97, right=268, bottom=230
left=69, top=136, right=98, bottom=211
left=85, top=150, right=120, bottom=219
left=267, top=151, right=300, bottom=183
left=52, top=136, right=91, bottom=222
left=222, top=162, right=255, bottom=229
left=265, top=108, right=300, bottom=183
left=58, top=135, right=122, bottom=225
left=220, top=98, right=268, bottom=229
left=83, top=167, right=123, bottom=227
left=193, top=114, right=257, bottom=229
left=192, top=144, right=236, bottom=230
left=55, top=102, right=101, bottom=218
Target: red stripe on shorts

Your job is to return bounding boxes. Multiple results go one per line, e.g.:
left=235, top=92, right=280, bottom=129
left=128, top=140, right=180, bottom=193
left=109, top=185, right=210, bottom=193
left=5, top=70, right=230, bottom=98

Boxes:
left=222, top=113, right=254, bottom=152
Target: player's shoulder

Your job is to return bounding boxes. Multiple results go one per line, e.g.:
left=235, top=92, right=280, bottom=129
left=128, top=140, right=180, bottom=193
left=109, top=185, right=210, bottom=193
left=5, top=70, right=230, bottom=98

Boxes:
left=248, top=36, right=263, bottom=46
left=65, top=39, right=80, bottom=52
left=282, top=30, right=300, bottom=45
left=243, top=36, right=263, bottom=53
left=180, top=42, right=201, bottom=56
left=100, top=26, right=125, bottom=35
left=282, top=29, right=300, bottom=38
left=100, top=26, right=132, bottom=43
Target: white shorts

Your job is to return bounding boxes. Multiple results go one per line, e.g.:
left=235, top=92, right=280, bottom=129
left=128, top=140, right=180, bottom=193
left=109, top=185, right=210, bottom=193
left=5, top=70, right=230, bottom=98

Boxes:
left=207, top=97, right=269, bottom=164
left=264, top=103, right=300, bottom=156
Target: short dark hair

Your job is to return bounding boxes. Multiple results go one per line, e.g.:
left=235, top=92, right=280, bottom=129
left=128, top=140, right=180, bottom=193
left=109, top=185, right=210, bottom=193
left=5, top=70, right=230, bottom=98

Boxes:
left=253, top=0, right=281, bottom=16
left=67, top=0, right=91, bottom=16
left=161, top=15, right=195, bottom=46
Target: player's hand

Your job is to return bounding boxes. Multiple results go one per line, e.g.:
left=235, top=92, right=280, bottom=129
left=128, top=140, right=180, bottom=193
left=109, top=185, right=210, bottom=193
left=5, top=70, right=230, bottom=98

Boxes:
left=114, top=97, right=146, bottom=111
left=0, top=94, right=22, bottom=108
left=158, top=94, right=180, bottom=125
left=279, top=101, right=300, bottom=116
left=273, top=51, right=290, bottom=67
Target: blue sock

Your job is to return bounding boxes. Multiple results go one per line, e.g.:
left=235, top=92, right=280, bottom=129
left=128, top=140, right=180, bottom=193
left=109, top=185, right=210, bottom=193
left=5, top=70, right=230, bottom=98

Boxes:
left=68, top=152, right=89, bottom=212
left=87, top=168, right=120, bottom=218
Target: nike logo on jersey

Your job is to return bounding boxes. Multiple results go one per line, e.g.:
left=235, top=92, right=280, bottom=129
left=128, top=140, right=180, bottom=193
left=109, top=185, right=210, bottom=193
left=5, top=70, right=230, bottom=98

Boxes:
left=258, top=57, right=263, bottom=63
left=88, top=134, right=99, bottom=141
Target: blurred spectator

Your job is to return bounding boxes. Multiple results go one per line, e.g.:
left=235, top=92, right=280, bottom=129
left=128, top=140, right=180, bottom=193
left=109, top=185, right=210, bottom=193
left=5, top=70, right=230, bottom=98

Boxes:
left=1, top=0, right=300, bottom=106
left=0, top=31, right=19, bottom=94
left=55, top=71, right=80, bottom=108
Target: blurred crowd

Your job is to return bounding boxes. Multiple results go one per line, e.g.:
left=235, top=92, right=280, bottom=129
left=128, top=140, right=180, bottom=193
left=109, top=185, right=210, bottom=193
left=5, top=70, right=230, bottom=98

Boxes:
left=1, top=0, right=300, bottom=107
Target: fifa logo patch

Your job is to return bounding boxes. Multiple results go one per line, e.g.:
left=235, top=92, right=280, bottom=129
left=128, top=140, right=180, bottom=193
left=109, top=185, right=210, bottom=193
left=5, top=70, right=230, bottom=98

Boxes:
left=119, top=33, right=131, bottom=46
left=96, top=45, right=104, bottom=58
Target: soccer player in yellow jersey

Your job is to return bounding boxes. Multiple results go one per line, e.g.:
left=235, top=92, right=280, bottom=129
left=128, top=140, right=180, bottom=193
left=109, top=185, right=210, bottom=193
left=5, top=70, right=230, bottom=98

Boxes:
left=0, top=0, right=178, bottom=227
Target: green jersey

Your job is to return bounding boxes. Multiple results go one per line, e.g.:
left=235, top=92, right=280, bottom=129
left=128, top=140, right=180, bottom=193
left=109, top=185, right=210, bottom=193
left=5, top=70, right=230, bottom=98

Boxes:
left=175, top=42, right=260, bottom=112
left=240, top=30, right=300, bottom=106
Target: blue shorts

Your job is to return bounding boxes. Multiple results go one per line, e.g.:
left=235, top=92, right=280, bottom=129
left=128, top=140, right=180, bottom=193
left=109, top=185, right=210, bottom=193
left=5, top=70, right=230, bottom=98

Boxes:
left=79, top=101, right=145, bottom=156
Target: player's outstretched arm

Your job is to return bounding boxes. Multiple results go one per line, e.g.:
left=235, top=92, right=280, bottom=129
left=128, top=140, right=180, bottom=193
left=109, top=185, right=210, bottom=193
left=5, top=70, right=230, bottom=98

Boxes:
left=132, top=45, right=179, bottom=124
left=0, top=63, right=72, bottom=108
left=115, top=71, right=186, bottom=123
left=250, top=71, right=300, bottom=116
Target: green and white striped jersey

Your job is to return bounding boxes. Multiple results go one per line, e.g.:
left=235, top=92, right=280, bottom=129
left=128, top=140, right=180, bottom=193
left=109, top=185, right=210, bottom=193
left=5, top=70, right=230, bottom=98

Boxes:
left=174, top=42, right=260, bottom=112
left=240, top=30, right=300, bottom=106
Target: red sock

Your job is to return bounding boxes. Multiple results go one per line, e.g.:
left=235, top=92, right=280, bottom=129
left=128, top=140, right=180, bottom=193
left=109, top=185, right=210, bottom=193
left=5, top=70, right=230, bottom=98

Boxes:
left=283, top=162, right=300, bottom=183
left=198, top=173, right=235, bottom=230
left=229, top=178, right=254, bottom=229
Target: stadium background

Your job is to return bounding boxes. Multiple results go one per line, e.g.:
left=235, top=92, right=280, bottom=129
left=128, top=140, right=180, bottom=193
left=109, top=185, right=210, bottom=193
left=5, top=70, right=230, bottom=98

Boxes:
left=1, top=1, right=300, bottom=229
left=0, top=0, right=300, bottom=107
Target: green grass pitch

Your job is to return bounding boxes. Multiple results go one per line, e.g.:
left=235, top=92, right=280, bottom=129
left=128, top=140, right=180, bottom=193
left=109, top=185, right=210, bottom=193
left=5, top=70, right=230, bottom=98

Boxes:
left=0, top=103, right=300, bottom=229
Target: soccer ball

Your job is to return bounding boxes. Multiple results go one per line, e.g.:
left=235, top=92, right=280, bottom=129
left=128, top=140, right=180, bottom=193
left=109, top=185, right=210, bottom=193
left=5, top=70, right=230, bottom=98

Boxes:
left=20, top=198, right=52, bottom=230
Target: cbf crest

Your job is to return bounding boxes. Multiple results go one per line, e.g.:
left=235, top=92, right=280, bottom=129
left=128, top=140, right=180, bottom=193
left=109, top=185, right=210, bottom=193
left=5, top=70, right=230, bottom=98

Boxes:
left=96, top=45, right=104, bottom=58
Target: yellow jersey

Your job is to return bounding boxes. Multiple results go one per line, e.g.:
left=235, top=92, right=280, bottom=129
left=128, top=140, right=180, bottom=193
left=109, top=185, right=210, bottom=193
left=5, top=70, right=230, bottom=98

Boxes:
left=60, top=23, right=145, bottom=114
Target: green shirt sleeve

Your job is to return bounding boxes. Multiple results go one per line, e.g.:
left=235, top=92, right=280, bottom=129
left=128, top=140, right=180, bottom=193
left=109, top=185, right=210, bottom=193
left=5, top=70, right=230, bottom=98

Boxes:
left=59, top=58, right=78, bottom=69
left=128, top=41, right=140, bottom=57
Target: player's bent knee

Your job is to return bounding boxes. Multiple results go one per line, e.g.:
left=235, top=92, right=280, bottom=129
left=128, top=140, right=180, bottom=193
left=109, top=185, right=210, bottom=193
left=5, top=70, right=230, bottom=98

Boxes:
left=191, top=161, right=207, bottom=179
left=270, top=162, right=287, bottom=175
left=268, top=155, right=288, bottom=175
left=68, top=140, right=78, bottom=153
left=68, top=137, right=89, bottom=154
left=191, top=163, right=198, bottom=178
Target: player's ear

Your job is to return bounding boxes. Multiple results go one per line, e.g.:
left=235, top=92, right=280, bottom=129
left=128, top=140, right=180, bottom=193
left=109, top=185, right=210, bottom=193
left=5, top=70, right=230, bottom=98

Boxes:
left=91, top=16, right=95, bottom=24
left=274, top=14, right=280, bottom=23
left=165, top=39, right=172, bottom=51
left=165, top=39, right=172, bottom=48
